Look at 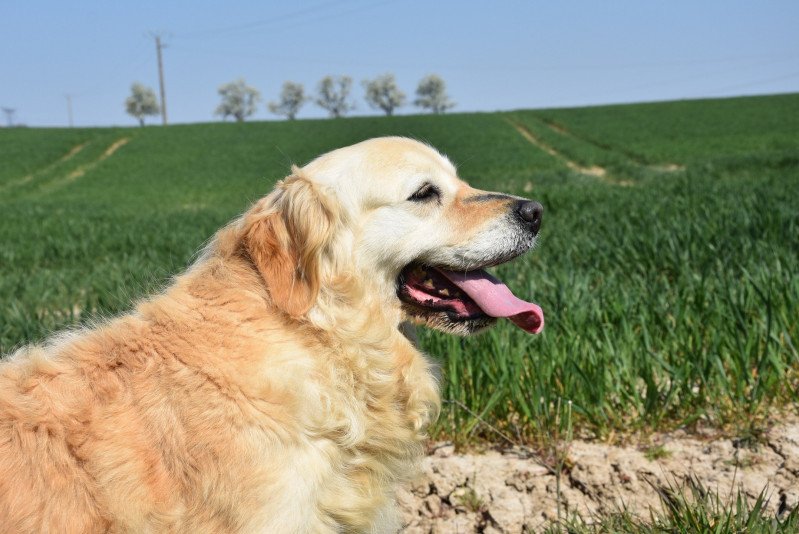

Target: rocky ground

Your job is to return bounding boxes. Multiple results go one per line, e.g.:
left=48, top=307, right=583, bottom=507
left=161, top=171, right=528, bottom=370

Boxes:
left=398, top=415, right=799, bottom=533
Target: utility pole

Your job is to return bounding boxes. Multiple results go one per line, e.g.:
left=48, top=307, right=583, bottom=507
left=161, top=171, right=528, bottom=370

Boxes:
left=1, top=107, right=15, bottom=127
left=65, top=94, right=74, bottom=127
left=151, top=32, right=168, bottom=125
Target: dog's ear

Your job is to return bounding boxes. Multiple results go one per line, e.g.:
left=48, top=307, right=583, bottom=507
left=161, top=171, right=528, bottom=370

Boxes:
left=242, top=171, right=337, bottom=317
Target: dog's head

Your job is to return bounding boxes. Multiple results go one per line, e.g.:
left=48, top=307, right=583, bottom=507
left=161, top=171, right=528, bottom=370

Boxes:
left=235, top=137, right=544, bottom=336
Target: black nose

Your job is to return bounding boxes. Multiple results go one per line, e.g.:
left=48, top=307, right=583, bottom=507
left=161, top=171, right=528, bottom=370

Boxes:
left=516, top=200, right=543, bottom=236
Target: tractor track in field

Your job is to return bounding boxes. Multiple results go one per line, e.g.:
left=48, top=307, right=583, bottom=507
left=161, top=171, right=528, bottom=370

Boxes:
left=399, top=412, right=799, bottom=532
left=540, top=119, right=685, bottom=174
left=0, top=141, right=90, bottom=192
left=505, top=119, right=612, bottom=182
left=40, top=136, right=131, bottom=192
left=63, top=137, right=130, bottom=181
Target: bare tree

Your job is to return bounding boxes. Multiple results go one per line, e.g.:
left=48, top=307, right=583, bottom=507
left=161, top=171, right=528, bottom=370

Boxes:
left=414, top=74, right=455, bottom=114
left=125, top=83, right=160, bottom=127
left=315, top=75, right=355, bottom=118
left=363, top=73, right=405, bottom=116
left=215, top=78, right=261, bottom=122
left=268, top=81, right=306, bottom=120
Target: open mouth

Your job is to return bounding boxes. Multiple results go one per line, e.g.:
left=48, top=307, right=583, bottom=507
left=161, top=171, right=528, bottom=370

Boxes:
left=397, top=264, right=544, bottom=335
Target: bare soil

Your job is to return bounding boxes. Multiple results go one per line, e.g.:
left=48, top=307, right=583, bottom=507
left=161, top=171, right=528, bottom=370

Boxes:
left=398, top=415, right=799, bottom=533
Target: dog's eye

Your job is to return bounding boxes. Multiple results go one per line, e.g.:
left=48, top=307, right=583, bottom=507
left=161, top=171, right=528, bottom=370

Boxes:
left=408, top=183, right=441, bottom=203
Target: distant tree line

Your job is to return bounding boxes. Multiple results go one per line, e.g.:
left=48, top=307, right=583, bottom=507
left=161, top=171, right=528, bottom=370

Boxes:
left=125, top=74, right=454, bottom=125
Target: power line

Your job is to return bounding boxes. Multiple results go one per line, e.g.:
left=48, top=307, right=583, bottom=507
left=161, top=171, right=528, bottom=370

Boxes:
left=557, top=55, right=799, bottom=107
left=168, top=43, right=799, bottom=74
left=176, top=0, right=354, bottom=39
left=66, top=39, right=152, bottom=100
left=595, top=56, right=799, bottom=96
left=706, top=70, right=799, bottom=93
left=174, top=0, right=395, bottom=41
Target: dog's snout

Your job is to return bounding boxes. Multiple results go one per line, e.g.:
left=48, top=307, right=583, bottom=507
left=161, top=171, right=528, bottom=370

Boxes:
left=516, top=200, right=543, bottom=235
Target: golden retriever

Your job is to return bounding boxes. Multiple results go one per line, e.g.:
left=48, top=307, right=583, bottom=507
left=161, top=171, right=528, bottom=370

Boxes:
left=0, top=137, right=543, bottom=533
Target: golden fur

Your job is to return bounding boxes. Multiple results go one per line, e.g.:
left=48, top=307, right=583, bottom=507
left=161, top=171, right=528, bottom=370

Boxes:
left=0, top=137, right=532, bottom=532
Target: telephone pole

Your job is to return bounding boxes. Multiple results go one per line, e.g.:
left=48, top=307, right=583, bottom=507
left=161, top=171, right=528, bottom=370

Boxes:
left=65, top=94, right=74, bottom=127
left=151, top=32, right=168, bottom=125
left=1, top=107, right=15, bottom=127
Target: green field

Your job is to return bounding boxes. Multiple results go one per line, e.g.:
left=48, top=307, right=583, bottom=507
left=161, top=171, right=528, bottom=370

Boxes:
left=2, top=93, right=798, bottom=447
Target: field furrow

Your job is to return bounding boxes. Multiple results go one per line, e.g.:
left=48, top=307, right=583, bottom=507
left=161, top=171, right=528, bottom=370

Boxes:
left=39, top=136, right=131, bottom=192
left=504, top=117, right=612, bottom=181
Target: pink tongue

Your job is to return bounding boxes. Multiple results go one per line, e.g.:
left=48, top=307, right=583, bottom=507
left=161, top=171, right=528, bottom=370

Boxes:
left=438, top=269, right=544, bottom=334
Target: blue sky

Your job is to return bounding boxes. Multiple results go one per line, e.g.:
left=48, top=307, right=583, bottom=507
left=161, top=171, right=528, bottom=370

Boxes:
left=2, top=0, right=798, bottom=127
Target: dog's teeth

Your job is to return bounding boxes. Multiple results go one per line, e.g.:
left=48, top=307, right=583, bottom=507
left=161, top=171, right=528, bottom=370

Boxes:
left=440, top=288, right=450, bottom=296
left=423, top=279, right=435, bottom=289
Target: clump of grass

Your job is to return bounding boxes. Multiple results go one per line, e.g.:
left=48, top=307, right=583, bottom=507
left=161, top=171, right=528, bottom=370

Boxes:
left=643, top=444, right=671, bottom=462
left=454, top=487, right=486, bottom=514
left=545, top=478, right=799, bottom=533
left=724, top=453, right=763, bottom=469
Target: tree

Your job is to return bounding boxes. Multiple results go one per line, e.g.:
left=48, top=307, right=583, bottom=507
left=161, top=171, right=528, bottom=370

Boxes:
left=414, top=74, right=455, bottom=114
left=125, top=83, right=160, bottom=127
left=268, top=81, right=306, bottom=120
left=215, top=78, right=261, bottom=122
left=363, top=73, right=405, bottom=116
left=315, top=75, right=355, bottom=118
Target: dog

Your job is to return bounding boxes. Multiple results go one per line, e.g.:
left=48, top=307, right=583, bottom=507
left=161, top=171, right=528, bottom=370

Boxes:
left=0, top=137, right=543, bottom=533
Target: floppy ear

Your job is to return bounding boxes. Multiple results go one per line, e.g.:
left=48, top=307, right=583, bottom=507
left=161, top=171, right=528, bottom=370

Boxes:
left=242, top=172, right=337, bottom=317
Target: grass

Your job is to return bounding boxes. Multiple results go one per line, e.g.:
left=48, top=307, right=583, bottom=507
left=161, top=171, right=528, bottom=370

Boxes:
left=643, top=445, right=671, bottom=462
left=454, top=487, right=486, bottom=514
left=545, top=478, right=799, bottom=534
left=1, top=93, right=798, bottom=451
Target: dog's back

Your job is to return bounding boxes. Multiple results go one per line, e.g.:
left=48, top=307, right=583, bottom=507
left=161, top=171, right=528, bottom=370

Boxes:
left=0, top=250, right=438, bottom=533
left=0, top=337, right=111, bottom=533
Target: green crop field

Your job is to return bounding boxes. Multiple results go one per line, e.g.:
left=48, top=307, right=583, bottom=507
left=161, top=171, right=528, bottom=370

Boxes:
left=2, top=93, right=798, bottom=449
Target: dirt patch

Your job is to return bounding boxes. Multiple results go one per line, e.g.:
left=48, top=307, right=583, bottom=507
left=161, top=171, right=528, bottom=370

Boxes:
left=399, top=415, right=799, bottom=532
left=545, top=122, right=569, bottom=136
left=649, top=162, right=685, bottom=173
